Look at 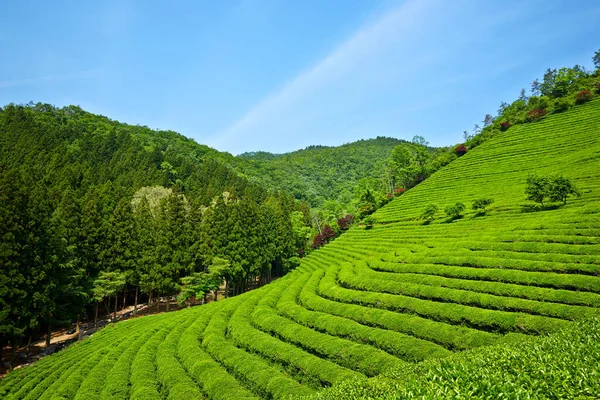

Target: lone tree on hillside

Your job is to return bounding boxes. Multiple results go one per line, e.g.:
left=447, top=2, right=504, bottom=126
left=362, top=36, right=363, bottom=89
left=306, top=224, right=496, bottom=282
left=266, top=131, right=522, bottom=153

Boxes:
left=549, top=175, right=581, bottom=205
left=525, top=174, right=580, bottom=207
left=421, top=204, right=438, bottom=221
left=472, top=197, right=494, bottom=214
left=445, top=202, right=465, bottom=220
left=525, top=175, right=551, bottom=207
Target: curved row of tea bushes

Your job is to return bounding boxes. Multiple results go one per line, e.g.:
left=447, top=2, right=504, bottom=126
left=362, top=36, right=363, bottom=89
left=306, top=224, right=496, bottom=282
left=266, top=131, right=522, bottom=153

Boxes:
left=251, top=275, right=405, bottom=377
left=177, top=305, right=259, bottom=400
left=320, top=266, right=570, bottom=334
left=277, top=265, right=451, bottom=362
left=228, top=278, right=360, bottom=387
left=339, top=262, right=600, bottom=320
left=200, top=296, right=315, bottom=399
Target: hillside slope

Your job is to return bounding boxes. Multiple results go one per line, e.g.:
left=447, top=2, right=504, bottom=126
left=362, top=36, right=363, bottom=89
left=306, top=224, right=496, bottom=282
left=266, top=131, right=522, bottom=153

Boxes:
left=2, top=100, right=600, bottom=399
left=234, top=137, right=410, bottom=206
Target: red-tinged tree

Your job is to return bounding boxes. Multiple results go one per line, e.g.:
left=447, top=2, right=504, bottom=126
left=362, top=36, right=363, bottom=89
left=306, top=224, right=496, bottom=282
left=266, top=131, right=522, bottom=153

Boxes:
left=500, top=121, right=511, bottom=131
left=312, top=224, right=338, bottom=249
left=394, top=187, right=405, bottom=196
left=455, top=144, right=467, bottom=156
left=527, top=108, right=547, bottom=121
left=337, top=214, right=355, bottom=231
left=595, top=83, right=600, bottom=94
left=575, top=89, right=593, bottom=105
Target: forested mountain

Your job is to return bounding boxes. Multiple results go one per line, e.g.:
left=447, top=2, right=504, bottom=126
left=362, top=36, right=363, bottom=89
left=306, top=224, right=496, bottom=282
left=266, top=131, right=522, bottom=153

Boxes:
left=0, top=103, right=313, bottom=352
left=234, top=137, right=411, bottom=207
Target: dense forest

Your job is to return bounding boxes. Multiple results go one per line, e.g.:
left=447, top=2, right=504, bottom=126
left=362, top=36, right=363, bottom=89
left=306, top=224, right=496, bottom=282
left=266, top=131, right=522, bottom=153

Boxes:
left=0, top=104, right=314, bottom=353
left=234, top=137, right=408, bottom=207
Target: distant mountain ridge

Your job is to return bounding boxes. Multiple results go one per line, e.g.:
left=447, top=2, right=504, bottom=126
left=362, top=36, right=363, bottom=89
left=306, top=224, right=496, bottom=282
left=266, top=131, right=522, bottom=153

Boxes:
left=232, top=136, right=414, bottom=207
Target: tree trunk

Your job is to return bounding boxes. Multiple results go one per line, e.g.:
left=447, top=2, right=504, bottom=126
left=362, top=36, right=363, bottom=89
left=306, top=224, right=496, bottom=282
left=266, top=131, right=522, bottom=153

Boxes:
left=122, top=287, right=127, bottom=311
left=166, top=296, right=170, bottom=312
left=148, top=291, right=153, bottom=314
left=113, top=295, right=118, bottom=320
left=76, top=314, right=81, bottom=340
left=105, top=297, right=111, bottom=317
left=225, top=280, right=229, bottom=298
left=214, top=289, right=218, bottom=302
left=134, top=287, right=139, bottom=317
left=45, top=324, right=51, bottom=347
left=203, top=292, right=208, bottom=304
left=9, top=337, right=18, bottom=372
left=94, top=302, right=99, bottom=328
left=25, top=334, right=32, bottom=359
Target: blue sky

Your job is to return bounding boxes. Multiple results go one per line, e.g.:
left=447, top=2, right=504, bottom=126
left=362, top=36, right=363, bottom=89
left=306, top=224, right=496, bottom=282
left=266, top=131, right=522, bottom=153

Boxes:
left=1, top=0, right=599, bottom=155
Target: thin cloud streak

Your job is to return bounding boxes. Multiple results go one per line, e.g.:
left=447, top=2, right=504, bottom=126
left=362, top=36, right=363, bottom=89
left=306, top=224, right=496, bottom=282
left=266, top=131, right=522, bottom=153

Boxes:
left=209, top=0, right=441, bottom=153
left=0, top=69, right=101, bottom=89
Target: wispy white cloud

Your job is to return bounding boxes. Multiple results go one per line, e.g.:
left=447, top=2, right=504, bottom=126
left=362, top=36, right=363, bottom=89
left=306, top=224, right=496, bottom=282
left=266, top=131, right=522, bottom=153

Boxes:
left=0, top=69, right=101, bottom=89
left=209, top=0, right=444, bottom=153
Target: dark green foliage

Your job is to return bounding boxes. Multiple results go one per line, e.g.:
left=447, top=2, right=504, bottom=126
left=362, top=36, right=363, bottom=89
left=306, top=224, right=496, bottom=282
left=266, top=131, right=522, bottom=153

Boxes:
left=526, top=174, right=580, bottom=206
left=0, top=102, right=311, bottom=349
left=234, top=137, right=405, bottom=208
left=444, top=202, right=465, bottom=219
left=362, top=215, right=376, bottom=229
left=552, top=96, right=571, bottom=113
left=525, top=174, right=550, bottom=206
left=2, top=97, right=600, bottom=400
left=421, top=204, right=438, bottom=221
left=471, top=197, right=494, bottom=214
left=549, top=175, right=581, bottom=205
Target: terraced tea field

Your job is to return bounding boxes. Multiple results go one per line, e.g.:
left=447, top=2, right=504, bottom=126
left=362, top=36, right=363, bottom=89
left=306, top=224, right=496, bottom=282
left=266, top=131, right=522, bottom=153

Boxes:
left=2, top=99, right=600, bottom=399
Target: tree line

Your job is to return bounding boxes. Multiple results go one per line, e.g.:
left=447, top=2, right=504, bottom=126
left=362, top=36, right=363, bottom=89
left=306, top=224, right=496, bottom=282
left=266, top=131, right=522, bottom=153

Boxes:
left=0, top=103, right=314, bottom=368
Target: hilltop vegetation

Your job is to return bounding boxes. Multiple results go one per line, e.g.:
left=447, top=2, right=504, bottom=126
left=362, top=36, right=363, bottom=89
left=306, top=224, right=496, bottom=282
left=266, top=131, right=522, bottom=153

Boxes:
left=2, top=92, right=600, bottom=398
left=235, top=137, right=406, bottom=207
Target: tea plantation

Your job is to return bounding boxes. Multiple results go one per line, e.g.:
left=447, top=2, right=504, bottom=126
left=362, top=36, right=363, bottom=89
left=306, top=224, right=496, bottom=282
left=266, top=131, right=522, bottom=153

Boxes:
left=2, top=99, right=600, bottom=399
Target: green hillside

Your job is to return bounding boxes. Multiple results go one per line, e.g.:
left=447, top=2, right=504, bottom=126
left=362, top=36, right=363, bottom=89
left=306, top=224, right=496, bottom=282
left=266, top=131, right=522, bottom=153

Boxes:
left=2, top=99, right=600, bottom=398
left=233, top=137, right=411, bottom=207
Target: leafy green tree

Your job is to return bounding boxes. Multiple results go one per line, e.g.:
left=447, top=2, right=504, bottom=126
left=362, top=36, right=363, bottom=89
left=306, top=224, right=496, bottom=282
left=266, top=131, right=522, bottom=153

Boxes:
left=421, top=204, right=438, bottom=221
left=472, top=198, right=494, bottom=214
left=389, top=142, right=431, bottom=189
left=92, top=271, right=126, bottom=326
left=525, top=174, right=551, bottom=207
left=363, top=215, right=376, bottom=229
left=445, top=202, right=465, bottom=219
left=593, top=48, right=600, bottom=69
left=290, top=211, right=313, bottom=255
left=549, top=175, right=581, bottom=205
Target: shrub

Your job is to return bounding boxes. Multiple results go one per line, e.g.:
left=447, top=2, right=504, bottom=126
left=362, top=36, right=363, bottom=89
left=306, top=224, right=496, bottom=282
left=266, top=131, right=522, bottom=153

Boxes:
left=455, top=144, right=467, bottom=156
left=595, top=82, right=600, bottom=94
left=575, top=89, right=593, bottom=105
left=336, top=214, right=355, bottom=231
left=363, top=215, right=376, bottom=229
left=444, top=202, right=465, bottom=219
left=552, top=97, right=571, bottom=113
left=421, top=204, right=438, bottom=221
left=527, top=108, right=547, bottom=121
left=500, top=121, right=511, bottom=131
left=472, top=197, right=494, bottom=214
left=394, top=187, right=405, bottom=196
left=313, top=225, right=337, bottom=249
